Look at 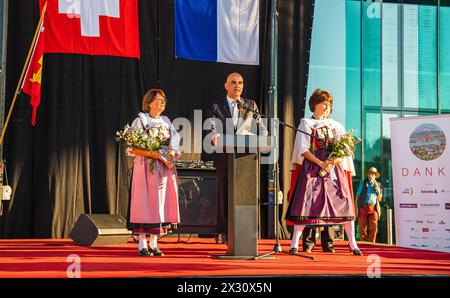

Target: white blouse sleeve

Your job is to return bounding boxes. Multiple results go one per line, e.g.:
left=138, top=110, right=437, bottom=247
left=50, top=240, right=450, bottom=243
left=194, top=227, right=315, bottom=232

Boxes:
left=130, top=117, right=143, bottom=130
left=290, top=118, right=312, bottom=168
left=163, top=116, right=181, bottom=156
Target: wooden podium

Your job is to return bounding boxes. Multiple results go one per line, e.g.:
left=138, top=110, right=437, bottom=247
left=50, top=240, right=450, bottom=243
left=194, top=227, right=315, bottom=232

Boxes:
left=212, top=135, right=271, bottom=260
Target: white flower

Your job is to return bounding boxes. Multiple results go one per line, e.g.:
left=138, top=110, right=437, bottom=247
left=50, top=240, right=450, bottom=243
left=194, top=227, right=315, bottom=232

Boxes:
left=149, top=127, right=158, bottom=137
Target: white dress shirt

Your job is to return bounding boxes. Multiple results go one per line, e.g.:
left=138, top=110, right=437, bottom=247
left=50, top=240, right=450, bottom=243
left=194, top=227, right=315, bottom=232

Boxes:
left=226, top=96, right=239, bottom=127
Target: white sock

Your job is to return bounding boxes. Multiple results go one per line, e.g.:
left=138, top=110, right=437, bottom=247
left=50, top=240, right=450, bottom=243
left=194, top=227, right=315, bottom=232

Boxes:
left=138, top=233, right=148, bottom=250
left=290, top=224, right=304, bottom=249
left=343, top=221, right=359, bottom=250
left=149, top=234, right=158, bottom=249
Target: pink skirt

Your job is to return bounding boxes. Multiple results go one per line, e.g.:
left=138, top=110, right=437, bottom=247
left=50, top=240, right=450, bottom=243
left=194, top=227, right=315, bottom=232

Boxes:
left=127, top=156, right=180, bottom=234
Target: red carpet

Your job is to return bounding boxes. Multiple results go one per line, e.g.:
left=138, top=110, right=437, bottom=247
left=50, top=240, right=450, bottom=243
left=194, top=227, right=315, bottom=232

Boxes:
left=0, top=238, right=449, bottom=278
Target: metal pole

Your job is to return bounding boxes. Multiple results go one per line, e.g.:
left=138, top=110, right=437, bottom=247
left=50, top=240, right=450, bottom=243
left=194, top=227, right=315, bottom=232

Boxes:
left=387, top=208, right=393, bottom=245
left=0, top=0, right=9, bottom=168
left=268, top=0, right=278, bottom=239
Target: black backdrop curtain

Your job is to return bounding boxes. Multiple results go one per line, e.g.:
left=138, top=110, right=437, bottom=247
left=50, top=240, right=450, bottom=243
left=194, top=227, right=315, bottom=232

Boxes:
left=277, top=0, right=314, bottom=238
left=0, top=0, right=313, bottom=238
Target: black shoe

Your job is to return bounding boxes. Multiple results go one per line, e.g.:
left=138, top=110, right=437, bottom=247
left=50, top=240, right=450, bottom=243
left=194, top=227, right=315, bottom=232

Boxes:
left=303, top=247, right=313, bottom=253
left=289, top=248, right=298, bottom=255
left=138, top=248, right=151, bottom=256
left=152, top=247, right=164, bottom=256
left=351, top=248, right=363, bottom=256
left=323, top=248, right=335, bottom=253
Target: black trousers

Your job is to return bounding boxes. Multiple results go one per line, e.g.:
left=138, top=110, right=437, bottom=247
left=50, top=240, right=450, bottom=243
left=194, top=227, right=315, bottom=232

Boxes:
left=302, top=226, right=335, bottom=251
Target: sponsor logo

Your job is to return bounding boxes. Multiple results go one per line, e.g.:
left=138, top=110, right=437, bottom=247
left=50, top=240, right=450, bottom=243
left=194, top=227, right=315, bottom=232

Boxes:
left=446, top=229, right=450, bottom=232
left=410, top=228, right=420, bottom=232
left=433, top=237, right=442, bottom=241
left=411, top=244, right=420, bottom=248
left=446, top=203, right=450, bottom=210
left=445, top=246, right=450, bottom=249
left=410, top=236, right=420, bottom=240
left=420, top=203, right=440, bottom=208
left=421, top=244, right=429, bottom=248
left=404, top=219, right=414, bottom=223
left=431, top=229, right=441, bottom=232
left=402, top=187, right=414, bottom=196
left=420, top=189, right=438, bottom=194
left=416, top=220, right=424, bottom=224
left=444, top=238, right=450, bottom=241
left=421, top=236, right=429, bottom=240
left=422, top=228, right=429, bottom=232
left=427, top=220, right=435, bottom=224
left=438, top=220, right=446, bottom=225
left=400, top=203, right=418, bottom=208
left=409, top=123, right=446, bottom=161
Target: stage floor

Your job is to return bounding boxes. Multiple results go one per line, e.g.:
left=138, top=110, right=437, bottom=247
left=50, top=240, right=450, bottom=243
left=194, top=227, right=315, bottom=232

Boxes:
left=0, top=237, right=449, bottom=278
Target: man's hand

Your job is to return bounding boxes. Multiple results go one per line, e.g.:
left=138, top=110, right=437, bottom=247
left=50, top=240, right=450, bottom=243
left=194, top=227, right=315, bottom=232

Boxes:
left=211, top=134, right=219, bottom=146
left=374, top=182, right=381, bottom=194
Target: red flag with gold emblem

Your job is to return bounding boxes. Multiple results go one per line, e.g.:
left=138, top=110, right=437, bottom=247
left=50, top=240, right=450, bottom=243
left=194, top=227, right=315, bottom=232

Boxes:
left=22, top=13, right=45, bottom=126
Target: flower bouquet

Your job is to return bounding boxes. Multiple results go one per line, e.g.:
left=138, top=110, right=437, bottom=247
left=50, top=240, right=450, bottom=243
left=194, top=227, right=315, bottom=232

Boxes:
left=116, top=124, right=175, bottom=172
left=319, top=130, right=361, bottom=177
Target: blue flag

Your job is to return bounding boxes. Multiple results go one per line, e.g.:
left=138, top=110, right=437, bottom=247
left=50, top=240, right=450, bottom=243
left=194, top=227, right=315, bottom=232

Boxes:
left=175, top=0, right=259, bottom=65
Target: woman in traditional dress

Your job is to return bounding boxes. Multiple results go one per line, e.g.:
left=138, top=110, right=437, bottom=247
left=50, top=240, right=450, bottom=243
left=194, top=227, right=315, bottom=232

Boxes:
left=285, top=89, right=362, bottom=256
left=127, top=88, right=181, bottom=256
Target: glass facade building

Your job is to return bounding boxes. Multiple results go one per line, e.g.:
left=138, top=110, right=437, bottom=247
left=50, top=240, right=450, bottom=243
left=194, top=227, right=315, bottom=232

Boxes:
left=306, top=0, right=450, bottom=243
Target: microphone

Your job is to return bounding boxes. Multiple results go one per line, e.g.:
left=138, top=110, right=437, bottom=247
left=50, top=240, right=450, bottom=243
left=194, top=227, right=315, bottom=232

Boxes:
left=236, top=98, right=247, bottom=109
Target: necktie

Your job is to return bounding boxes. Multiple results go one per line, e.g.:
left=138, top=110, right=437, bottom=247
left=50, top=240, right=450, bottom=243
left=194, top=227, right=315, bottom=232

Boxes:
left=232, top=101, right=238, bottom=127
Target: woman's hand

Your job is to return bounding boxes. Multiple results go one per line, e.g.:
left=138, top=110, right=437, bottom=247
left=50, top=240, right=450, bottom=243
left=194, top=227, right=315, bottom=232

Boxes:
left=328, top=158, right=342, bottom=165
left=166, top=150, right=175, bottom=163
left=319, top=160, right=333, bottom=173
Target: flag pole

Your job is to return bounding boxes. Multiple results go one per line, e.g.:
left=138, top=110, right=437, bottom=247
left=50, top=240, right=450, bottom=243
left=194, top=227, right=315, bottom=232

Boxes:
left=0, top=1, right=47, bottom=146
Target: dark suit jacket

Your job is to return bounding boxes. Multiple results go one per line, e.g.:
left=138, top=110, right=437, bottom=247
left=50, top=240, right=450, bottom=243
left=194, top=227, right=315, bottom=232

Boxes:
left=205, top=97, right=268, bottom=168
left=206, top=97, right=268, bottom=136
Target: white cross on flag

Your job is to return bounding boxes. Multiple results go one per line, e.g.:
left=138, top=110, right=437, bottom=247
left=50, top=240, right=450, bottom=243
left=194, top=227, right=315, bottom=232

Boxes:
left=40, top=0, right=140, bottom=58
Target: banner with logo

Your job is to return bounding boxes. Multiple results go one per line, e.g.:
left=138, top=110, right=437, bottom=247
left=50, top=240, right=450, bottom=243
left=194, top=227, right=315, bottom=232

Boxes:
left=390, top=115, right=450, bottom=253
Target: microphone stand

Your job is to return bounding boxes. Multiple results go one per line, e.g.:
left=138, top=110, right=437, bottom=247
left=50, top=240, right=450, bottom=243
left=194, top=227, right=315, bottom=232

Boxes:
left=236, top=100, right=316, bottom=260
left=236, top=100, right=323, bottom=141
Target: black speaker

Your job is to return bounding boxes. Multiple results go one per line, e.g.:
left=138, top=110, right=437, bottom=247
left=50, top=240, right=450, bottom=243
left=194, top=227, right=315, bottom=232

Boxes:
left=177, top=169, right=219, bottom=234
left=70, top=214, right=132, bottom=246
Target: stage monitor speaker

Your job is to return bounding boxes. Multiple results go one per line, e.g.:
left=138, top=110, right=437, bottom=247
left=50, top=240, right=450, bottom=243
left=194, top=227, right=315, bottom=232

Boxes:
left=70, top=214, right=132, bottom=246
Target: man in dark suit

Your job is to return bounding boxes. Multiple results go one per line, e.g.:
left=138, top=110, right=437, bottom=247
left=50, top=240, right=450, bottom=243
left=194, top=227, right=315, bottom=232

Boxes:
left=206, top=72, right=268, bottom=239
left=207, top=72, right=268, bottom=143
left=302, top=226, right=336, bottom=253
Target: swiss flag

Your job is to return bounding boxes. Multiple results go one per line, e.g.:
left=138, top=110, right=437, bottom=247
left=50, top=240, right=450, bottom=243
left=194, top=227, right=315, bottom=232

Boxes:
left=39, top=0, right=140, bottom=58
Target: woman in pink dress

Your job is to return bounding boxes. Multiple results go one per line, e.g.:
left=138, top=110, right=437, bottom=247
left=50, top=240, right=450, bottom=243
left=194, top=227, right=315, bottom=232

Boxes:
left=127, top=89, right=181, bottom=256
